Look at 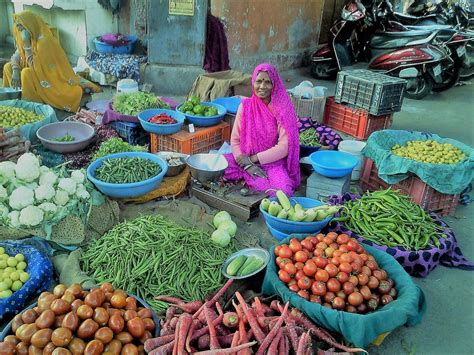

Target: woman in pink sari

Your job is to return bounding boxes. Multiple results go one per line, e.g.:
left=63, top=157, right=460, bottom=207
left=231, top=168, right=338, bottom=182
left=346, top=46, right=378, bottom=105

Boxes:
left=224, top=63, right=300, bottom=196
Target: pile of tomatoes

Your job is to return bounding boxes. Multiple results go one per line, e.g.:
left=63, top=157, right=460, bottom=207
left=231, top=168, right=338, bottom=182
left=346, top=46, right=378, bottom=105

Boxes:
left=275, top=232, right=397, bottom=313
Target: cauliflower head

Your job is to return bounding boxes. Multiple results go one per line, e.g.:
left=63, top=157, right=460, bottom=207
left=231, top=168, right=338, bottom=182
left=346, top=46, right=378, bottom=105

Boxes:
left=0, top=203, right=9, bottom=218
left=58, top=178, right=77, bottom=195
left=39, top=170, right=58, bottom=186
left=9, top=186, right=35, bottom=210
left=0, top=161, right=16, bottom=182
left=19, top=205, right=44, bottom=227
left=0, top=185, right=7, bottom=202
left=75, top=184, right=91, bottom=200
left=54, top=190, right=69, bottom=206
left=38, top=202, right=58, bottom=215
left=15, top=153, right=41, bottom=182
left=71, top=170, right=85, bottom=184
left=8, top=211, right=20, bottom=228
left=35, top=184, right=55, bottom=201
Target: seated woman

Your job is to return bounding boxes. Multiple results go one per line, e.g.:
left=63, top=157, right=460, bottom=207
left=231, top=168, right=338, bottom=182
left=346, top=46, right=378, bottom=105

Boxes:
left=224, top=63, right=300, bottom=196
left=2, top=11, right=84, bottom=112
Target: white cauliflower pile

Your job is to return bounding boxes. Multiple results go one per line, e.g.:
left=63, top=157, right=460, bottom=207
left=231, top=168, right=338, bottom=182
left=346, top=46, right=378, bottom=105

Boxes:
left=0, top=153, right=98, bottom=229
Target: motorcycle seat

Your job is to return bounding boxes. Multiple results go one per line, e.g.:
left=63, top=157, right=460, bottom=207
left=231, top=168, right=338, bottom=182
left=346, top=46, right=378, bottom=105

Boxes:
left=370, top=30, right=433, bottom=49
left=406, top=24, right=452, bottom=31
left=393, top=12, right=439, bottom=25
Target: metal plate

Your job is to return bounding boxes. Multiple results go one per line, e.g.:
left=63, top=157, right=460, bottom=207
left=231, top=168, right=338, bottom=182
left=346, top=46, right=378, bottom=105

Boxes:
left=221, top=248, right=270, bottom=280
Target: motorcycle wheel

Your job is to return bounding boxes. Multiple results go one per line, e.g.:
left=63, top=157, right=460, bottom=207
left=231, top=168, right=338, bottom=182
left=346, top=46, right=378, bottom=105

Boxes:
left=433, top=55, right=461, bottom=92
left=310, top=61, right=337, bottom=79
left=404, top=74, right=433, bottom=100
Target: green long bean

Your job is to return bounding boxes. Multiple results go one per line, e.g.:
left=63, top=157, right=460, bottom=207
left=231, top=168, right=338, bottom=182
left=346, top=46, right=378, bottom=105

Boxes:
left=95, top=157, right=161, bottom=184
left=337, top=189, right=445, bottom=250
left=80, top=215, right=236, bottom=313
left=299, top=128, right=322, bottom=147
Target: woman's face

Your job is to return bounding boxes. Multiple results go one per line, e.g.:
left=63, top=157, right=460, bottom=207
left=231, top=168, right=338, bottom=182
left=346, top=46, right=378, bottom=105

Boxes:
left=254, top=71, right=273, bottom=102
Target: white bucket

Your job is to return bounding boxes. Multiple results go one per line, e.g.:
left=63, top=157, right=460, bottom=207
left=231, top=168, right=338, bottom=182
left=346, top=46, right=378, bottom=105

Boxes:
left=117, top=79, right=138, bottom=94
left=338, top=140, right=367, bottom=180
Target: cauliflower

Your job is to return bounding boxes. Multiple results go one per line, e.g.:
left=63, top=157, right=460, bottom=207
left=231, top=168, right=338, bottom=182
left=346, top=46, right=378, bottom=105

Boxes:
left=54, top=189, right=69, bottom=206
left=0, top=203, right=9, bottom=218
left=19, top=205, right=44, bottom=227
left=25, top=182, right=38, bottom=190
left=0, top=185, right=7, bottom=201
left=40, top=166, right=50, bottom=174
left=9, top=186, right=35, bottom=210
left=8, top=211, right=20, bottom=228
left=14, top=153, right=40, bottom=182
left=71, top=170, right=85, bottom=184
left=76, top=184, right=90, bottom=200
left=58, top=178, right=77, bottom=195
left=0, top=161, right=16, bottom=182
left=39, top=170, right=58, bottom=186
left=38, top=202, right=58, bottom=215
left=35, top=184, right=55, bottom=201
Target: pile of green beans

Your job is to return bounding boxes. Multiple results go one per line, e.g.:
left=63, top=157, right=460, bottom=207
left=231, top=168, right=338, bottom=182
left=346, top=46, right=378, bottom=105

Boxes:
left=95, top=157, right=161, bottom=183
left=337, top=189, right=445, bottom=250
left=81, top=215, right=236, bottom=312
left=299, top=128, right=322, bottom=147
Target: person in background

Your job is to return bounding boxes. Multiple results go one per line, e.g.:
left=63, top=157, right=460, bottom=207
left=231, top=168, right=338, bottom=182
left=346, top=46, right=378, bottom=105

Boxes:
left=2, top=11, right=83, bottom=112
left=224, top=63, right=300, bottom=196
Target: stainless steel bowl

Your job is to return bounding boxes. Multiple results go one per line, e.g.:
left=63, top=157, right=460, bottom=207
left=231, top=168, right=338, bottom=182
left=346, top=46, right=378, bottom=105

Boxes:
left=0, top=88, right=21, bottom=101
left=185, top=153, right=228, bottom=183
left=36, top=121, right=95, bottom=153
left=155, top=151, right=189, bottom=177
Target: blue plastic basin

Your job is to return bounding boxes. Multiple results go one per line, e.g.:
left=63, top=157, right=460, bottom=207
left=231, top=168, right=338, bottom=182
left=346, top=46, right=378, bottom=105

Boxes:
left=309, top=150, right=358, bottom=178
left=138, top=109, right=185, bottom=135
left=260, top=197, right=333, bottom=235
left=211, top=97, right=242, bottom=114
left=176, top=102, right=227, bottom=127
left=266, top=223, right=290, bottom=241
left=87, top=152, right=168, bottom=198
left=93, top=35, right=137, bottom=54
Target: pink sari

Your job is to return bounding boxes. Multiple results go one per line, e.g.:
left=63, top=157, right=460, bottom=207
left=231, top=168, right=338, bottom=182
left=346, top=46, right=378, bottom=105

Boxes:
left=224, top=63, right=300, bottom=196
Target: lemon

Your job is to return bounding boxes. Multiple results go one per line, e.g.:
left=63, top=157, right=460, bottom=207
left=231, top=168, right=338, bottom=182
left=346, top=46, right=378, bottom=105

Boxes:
left=9, top=271, right=20, bottom=281
left=0, top=281, right=9, bottom=291
left=0, top=290, right=12, bottom=298
left=19, top=272, right=29, bottom=283
left=3, top=279, right=12, bottom=288
left=0, top=247, right=4, bottom=254
left=0, top=254, right=8, bottom=261
left=0, top=260, right=7, bottom=269
left=11, top=280, right=23, bottom=292
left=7, top=257, right=17, bottom=267
left=16, top=261, right=27, bottom=271
left=14, top=254, right=25, bottom=262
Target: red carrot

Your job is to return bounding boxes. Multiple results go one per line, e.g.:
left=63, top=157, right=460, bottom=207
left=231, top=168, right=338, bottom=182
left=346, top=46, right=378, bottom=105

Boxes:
left=197, top=335, right=210, bottom=350
left=230, top=330, right=240, bottom=348
left=177, top=314, right=193, bottom=354
left=255, top=302, right=289, bottom=355
left=270, top=299, right=282, bottom=312
left=235, top=292, right=266, bottom=343
left=232, top=300, right=247, bottom=324
left=172, top=317, right=181, bottom=355
left=155, top=295, right=185, bottom=305
left=186, top=319, right=200, bottom=353
left=190, top=314, right=224, bottom=341
left=193, top=341, right=257, bottom=355
left=253, top=297, right=265, bottom=318
left=169, top=316, right=179, bottom=330
left=149, top=341, right=175, bottom=355
left=257, top=316, right=278, bottom=330
left=278, top=333, right=288, bottom=355
left=174, top=300, right=203, bottom=314
left=268, top=328, right=284, bottom=354
left=144, top=334, right=175, bottom=352
left=204, top=306, right=220, bottom=350
left=194, top=279, right=234, bottom=319
left=296, top=331, right=311, bottom=355
left=223, top=312, right=239, bottom=328
left=276, top=306, right=298, bottom=351
left=215, top=302, right=224, bottom=316
left=161, top=306, right=178, bottom=336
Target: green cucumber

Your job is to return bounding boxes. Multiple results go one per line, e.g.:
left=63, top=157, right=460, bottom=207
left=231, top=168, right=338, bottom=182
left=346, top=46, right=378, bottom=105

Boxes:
left=239, top=257, right=266, bottom=276
left=226, top=255, right=247, bottom=276
left=237, top=256, right=257, bottom=276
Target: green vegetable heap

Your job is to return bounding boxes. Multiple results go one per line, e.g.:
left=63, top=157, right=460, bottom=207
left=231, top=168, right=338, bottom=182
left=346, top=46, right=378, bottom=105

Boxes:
left=0, top=248, right=30, bottom=299
left=336, top=189, right=446, bottom=250
left=392, top=140, right=466, bottom=164
left=92, top=137, right=147, bottom=161
left=112, top=91, right=170, bottom=116
left=0, top=106, right=44, bottom=128
left=299, top=128, right=322, bottom=147
left=52, top=133, right=75, bottom=142
left=81, top=214, right=236, bottom=312
left=95, top=157, right=161, bottom=184
left=178, top=95, right=219, bottom=117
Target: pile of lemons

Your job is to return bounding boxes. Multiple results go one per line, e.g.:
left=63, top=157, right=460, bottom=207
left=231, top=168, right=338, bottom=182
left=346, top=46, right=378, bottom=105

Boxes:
left=391, top=140, right=466, bottom=165
left=0, top=106, right=43, bottom=128
left=0, top=247, right=30, bottom=299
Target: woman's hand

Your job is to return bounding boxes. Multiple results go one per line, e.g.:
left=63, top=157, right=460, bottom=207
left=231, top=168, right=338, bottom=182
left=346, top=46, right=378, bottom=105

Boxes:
left=11, top=69, right=21, bottom=89
left=236, top=155, right=252, bottom=168
left=246, top=165, right=267, bottom=179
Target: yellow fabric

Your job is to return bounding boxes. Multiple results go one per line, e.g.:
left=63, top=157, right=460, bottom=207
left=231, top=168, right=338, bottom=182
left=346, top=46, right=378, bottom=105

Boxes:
left=4, top=11, right=83, bottom=112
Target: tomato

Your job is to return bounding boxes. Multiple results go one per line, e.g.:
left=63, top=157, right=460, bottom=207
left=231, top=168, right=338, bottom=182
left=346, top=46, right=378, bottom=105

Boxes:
left=274, top=246, right=281, bottom=256
left=313, top=248, right=325, bottom=257
left=297, top=276, right=312, bottom=290
left=279, top=258, right=292, bottom=267
left=365, top=260, right=378, bottom=271
left=359, top=253, right=369, bottom=262
left=360, top=266, right=372, bottom=276
left=289, top=239, right=302, bottom=253
left=367, top=276, right=379, bottom=290
left=330, top=257, right=340, bottom=267
left=367, top=298, right=379, bottom=311
left=315, top=269, right=329, bottom=282
left=323, top=237, right=333, bottom=246
left=367, top=254, right=376, bottom=261
left=311, top=281, right=327, bottom=296
left=336, top=233, right=350, bottom=245
left=278, top=270, right=291, bottom=283
left=381, top=294, right=393, bottom=306
left=332, top=296, right=345, bottom=310
left=356, top=245, right=365, bottom=254
left=336, top=290, right=347, bottom=300
left=309, top=295, right=322, bottom=304
left=326, top=232, right=338, bottom=240
left=307, top=236, right=318, bottom=245
left=338, top=262, right=352, bottom=274
left=301, top=239, right=314, bottom=252
left=346, top=305, right=357, bottom=313
left=288, top=283, right=300, bottom=292
left=303, top=260, right=317, bottom=277
left=379, top=269, right=388, bottom=280
left=324, top=247, right=335, bottom=258
left=330, top=242, right=339, bottom=251
left=348, top=275, right=359, bottom=287
left=372, top=270, right=384, bottom=280
left=288, top=279, right=297, bottom=287
left=338, top=244, right=350, bottom=253
left=275, top=256, right=283, bottom=267
left=316, top=242, right=328, bottom=251
left=347, top=292, right=363, bottom=307
left=350, top=252, right=362, bottom=264
left=313, top=256, right=328, bottom=269
left=284, top=263, right=297, bottom=276
left=346, top=240, right=359, bottom=251
left=324, top=264, right=338, bottom=278
left=295, top=270, right=305, bottom=281
left=294, top=251, right=308, bottom=263
left=378, top=280, right=392, bottom=294
left=389, top=287, right=397, bottom=299
left=335, top=271, right=349, bottom=284
left=342, top=281, right=355, bottom=295
left=316, top=233, right=325, bottom=241
left=127, top=317, right=146, bottom=338
left=294, top=262, right=305, bottom=270
left=359, top=285, right=372, bottom=301
left=357, top=273, right=369, bottom=286
left=357, top=303, right=369, bottom=314
left=327, top=278, right=341, bottom=293
left=324, top=292, right=336, bottom=304
left=278, top=246, right=293, bottom=259
left=350, top=262, right=362, bottom=274
left=297, top=290, right=310, bottom=300
left=333, top=250, right=343, bottom=258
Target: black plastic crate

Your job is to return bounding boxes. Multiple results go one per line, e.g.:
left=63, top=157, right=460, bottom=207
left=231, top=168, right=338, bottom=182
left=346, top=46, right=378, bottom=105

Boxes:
left=109, top=121, right=149, bottom=146
left=335, top=70, right=407, bottom=115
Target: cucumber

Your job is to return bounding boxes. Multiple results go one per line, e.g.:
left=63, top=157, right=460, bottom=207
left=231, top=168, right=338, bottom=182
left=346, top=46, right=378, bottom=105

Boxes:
left=237, top=256, right=257, bottom=276
left=226, top=255, right=247, bottom=276
left=239, top=257, right=266, bottom=276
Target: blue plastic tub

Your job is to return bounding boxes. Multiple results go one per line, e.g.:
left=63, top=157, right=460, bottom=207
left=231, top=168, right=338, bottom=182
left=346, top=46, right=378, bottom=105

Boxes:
left=266, top=223, right=290, bottom=241
left=138, top=109, right=185, bottom=135
left=211, top=97, right=242, bottom=114
left=87, top=152, right=168, bottom=198
left=309, top=150, right=358, bottom=178
left=176, top=102, right=227, bottom=127
left=260, top=197, right=333, bottom=235
left=93, top=35, right=137, bottom=54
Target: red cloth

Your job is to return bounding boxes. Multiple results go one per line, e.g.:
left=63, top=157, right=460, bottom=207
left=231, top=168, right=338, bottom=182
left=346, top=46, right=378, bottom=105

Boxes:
left=204, top=14, right=231, bottom=73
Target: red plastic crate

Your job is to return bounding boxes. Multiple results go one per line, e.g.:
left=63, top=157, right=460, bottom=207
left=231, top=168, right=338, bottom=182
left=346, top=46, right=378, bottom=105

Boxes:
left=360, top=159, right=459, bottom=216
left=150, top=121, right=230, bottom=155
left=323, top=97, right=393, bottom=140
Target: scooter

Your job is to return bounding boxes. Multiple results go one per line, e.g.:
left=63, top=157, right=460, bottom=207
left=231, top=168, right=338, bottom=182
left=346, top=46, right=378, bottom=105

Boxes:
left=311, top=0, right=450, bottom=99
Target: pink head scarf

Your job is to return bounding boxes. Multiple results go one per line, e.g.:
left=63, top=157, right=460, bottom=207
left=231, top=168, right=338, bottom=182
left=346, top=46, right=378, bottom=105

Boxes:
left=239, top=63, right=301, bottom=189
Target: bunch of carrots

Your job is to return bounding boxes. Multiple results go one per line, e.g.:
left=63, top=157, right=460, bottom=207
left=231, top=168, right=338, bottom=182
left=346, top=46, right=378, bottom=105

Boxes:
left=145, top=280, right=367, bottom=354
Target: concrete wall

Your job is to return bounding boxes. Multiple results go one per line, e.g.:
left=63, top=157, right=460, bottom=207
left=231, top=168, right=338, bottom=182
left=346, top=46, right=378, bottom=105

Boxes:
left=210, top=0, right=324, bottom=73
left=0, top=0, right=11, bottom=42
